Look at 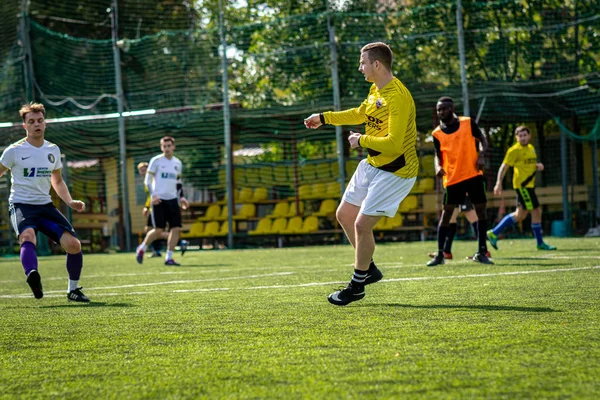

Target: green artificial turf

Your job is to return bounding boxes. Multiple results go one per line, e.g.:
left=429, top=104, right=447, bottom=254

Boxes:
left=0, top=237, right=599, bottom=399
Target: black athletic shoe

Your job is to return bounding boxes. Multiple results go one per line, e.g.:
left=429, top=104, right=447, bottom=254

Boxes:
left=327, top=282, right=365, bottom=306
left=26, top=270, right=43, bottom=299
left=472, top=252, right=494, bottom=265
left=364, top=263, right=383, bottom=285
left=427, top=253, right=445, bottom=267
left=164, top=259, right=181, bottom=266
left=67, top=287, right=90, bottom=302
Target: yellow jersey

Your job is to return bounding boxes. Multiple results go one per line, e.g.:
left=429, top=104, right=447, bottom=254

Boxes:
left=323, top=77, right=418, bottom=178
left=503, top=142, right=538, bottom=189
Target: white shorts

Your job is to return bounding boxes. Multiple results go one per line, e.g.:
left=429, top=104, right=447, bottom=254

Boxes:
left=343, top=159, right=416, bottom=217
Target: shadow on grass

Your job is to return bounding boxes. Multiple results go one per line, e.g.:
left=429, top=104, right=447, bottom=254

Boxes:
left=369, top=303, right=560, bottom=312
left=39, top=302, right=133, bottom=309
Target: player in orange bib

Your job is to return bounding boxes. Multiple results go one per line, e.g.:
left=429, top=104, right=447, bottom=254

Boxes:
left=427, top=97, right=493, bottom=266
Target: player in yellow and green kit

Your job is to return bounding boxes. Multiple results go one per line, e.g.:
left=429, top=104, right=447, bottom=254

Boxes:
left=304, top=42, right=418, bottom=306
left=487, top=125, right=556, bottom=250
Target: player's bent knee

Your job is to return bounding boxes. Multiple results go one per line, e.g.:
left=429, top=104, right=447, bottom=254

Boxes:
left=61, top=233, right=82, bottom=254
left=19, top=229, right=37, bottom=245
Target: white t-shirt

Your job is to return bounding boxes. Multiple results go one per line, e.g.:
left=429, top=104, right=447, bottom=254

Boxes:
left=147, top=154, right=182, bottom=200
left=0, top=139, right=63, bottom=205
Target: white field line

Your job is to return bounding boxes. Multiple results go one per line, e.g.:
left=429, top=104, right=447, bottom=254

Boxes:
left=1, top=266, right=598, bottom=300
left=175, top=266, right=600, bottom=293
left=0, top=272, right=294, bottom=298
left=0, top=270, right=191, bottom=284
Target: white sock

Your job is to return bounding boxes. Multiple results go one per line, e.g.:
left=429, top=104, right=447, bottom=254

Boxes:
left=137, top=243, right=147, bottom=252
left=68, top=279, right=79, bottom=292
left=166, top=250, right=173, bottom=261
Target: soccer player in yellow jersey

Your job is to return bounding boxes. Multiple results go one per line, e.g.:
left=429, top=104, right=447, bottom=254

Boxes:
left=427, top=97, right=493, bottom=267
left=487, top=126, right=556, bottom=251
left=304, top=42, right=418, bottom=306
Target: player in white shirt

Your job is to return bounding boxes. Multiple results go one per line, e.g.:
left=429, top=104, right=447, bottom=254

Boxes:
left=135, top=136, right=189, bottom=266
left=0, top=103, right=89, bottom=302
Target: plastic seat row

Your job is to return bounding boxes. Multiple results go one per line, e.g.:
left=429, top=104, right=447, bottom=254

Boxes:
left=249, top=216, right=319, bottom=235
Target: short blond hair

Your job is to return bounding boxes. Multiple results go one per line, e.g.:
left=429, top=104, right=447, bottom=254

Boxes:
left=19, top=102, right=46, bottom=122
left=361, top=42, right=393, bottom=72
left=137, top=161, right=148, bottom=171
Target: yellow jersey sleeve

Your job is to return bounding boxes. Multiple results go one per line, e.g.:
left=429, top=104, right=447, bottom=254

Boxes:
left=144, top=185, right=151, bottom=208
left=322, top=99, right=367, bottom=126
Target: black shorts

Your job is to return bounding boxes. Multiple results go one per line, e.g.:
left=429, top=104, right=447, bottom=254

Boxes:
left=150, top=198, right=182, bottom=229
left=460, top=196, right=474, bottom=212
left=444, top=175, right=487, bottom=206
left=516, top=187, right=539, bottom=211
left=10, top=202, right=77, bottom=243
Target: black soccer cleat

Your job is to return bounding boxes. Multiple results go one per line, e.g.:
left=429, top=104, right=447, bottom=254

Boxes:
left=164, top=259, right=181, bottom=266
left=427, top=253, right=446, bottom=267
left=327, top=282, right=365, bottom=306
left=67, top=287, right=90, bottom=303
left=364, top=263, right=383, bottom=285
left=26, top=270, right=43, bottom=299
left=472, top=252, right=494, bottom=265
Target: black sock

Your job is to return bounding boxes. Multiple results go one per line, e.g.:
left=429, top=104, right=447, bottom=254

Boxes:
left=437, top=225, right=449, bottom=253
left=351, top=269, right=367, bottom=288
left=477, top=219, right=488, bottom=254
left=443, top=223, right=457, bottom=253
left=471, top=221, right=479, bottom=239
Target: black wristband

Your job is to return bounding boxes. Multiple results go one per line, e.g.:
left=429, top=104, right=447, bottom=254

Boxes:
left=319, top=113, right=325, bottom=125
left=357, top=136, right=362, bottom=148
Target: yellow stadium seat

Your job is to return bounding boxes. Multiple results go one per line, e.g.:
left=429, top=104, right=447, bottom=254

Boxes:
left=418, top=177, right=435, bottom=192
left=267, top=202, right=288, bottom=219
left=198, top=204, right=221, bottom=221
left=315, top=163, right=331, bottom=181
left=181, top=221, right=205, bottom=238
left=252, top=187, right=268, bottom=202
left=325, top=181, right=342, bottom=198
left=200, top=221, right=220, bottom=237
left=385, top=213, right=403, bottom=230
left=249, top=218, right=272, bottom=235
left=246, top=168, right=261, bottom=186
left=345, top=159, right=359, bottom=178
left=330, top=162, right=340, bottom=179
left=282, top=216, right=303, bottom=234
left=300, top=216, right=319, bottom=233
left=234, top=203, right=256, bottom=220
left=298, top=184, right=312, bottom=199
left=374, top=217, right=388, bottom=231
left=313, top=199, right=338, bottom=217
left=310, top=183, right=327, bottom=199
left=233, top=168, right=244, bottom=185
left=273, top=165, right=288, bottom=184
left=215, top=205, right=228, bottom=221
left=238, top=187, right=254, bottom=203
left=398, top=195, right=418, bottom=212
left=259, top=165, right=274, bottom=186
left=420, top=155, right=435, bottom=177
left=218, top=220, right=235, bottom=236
left=285, top=165, right=297, bottom=182
left=214, top=168, right=226, bottom=188
left=286, top=201, right=304, bottom=217
left=271, top=217, right=288, bottom=234
left=301, top=164, right=317, bottom=182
